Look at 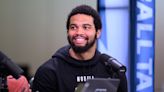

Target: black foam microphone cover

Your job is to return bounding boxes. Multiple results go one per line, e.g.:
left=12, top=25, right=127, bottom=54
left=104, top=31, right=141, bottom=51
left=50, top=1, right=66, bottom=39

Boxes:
left=100, top=54, right=126, bottom=73
left=0, top=51, right=24, bottom=79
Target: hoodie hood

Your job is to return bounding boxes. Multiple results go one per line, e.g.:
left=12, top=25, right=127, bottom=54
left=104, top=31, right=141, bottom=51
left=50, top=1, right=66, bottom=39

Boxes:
left=52, top=45, right=101, bottom=67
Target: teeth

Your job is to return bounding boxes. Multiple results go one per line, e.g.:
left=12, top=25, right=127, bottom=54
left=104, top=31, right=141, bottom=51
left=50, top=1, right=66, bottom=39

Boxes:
left=73, top=37, right=86, bottom=44
left=76, top=38, right=84, bottom=41
left=74, top=36, right=85, bottom=40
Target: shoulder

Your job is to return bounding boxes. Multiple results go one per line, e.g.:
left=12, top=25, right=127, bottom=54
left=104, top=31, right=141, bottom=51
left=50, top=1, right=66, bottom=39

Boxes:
left=37, top=58, right=58, bottom=74
left=34, top=58, right=58, bottom=84
left=35, top=45, right=70, bottom=75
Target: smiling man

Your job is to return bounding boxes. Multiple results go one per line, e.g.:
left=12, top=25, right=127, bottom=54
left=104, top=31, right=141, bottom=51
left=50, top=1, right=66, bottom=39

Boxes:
left=32, top=5, right=127, bottom=92
left=67, top=13, right=101, bottom=60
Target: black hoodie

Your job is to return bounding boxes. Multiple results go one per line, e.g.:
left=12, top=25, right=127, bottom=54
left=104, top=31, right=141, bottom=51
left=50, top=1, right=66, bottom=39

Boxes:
left=32, top=45, right=127, bottom=92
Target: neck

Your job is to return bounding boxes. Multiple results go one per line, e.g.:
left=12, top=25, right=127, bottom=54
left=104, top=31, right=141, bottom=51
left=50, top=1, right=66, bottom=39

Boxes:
left=69, top=44, right=97, bottom=60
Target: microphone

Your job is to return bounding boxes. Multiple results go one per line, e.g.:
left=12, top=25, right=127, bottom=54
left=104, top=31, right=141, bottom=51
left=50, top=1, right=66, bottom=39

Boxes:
left=0, top=51, right=24, bottom=79
left=100, top=54, right=126, bottom=73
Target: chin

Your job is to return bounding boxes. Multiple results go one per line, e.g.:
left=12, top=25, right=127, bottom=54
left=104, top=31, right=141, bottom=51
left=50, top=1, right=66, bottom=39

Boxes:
left=74, top=44, right=86, bottom=47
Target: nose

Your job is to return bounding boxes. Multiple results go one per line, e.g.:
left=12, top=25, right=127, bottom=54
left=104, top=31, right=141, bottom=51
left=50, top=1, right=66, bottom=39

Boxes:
left=76, top=27, right=84, bottom=34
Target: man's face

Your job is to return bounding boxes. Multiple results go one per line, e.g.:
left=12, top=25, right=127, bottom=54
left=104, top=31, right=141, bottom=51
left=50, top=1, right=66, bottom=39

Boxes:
left=67, top=14, right=101, bottom=53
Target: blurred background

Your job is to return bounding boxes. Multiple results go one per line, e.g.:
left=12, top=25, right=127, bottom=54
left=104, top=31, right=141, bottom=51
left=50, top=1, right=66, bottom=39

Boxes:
left=0, top=0, right=163, bottom=92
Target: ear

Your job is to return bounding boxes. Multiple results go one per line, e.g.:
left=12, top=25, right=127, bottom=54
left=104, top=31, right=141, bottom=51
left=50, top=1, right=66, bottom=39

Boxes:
left=96, top=29, right=101, bottom=39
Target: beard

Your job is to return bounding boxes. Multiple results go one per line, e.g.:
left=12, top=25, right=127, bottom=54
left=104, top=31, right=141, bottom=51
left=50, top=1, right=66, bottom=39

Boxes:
left=67, top=34, right=97, bottom=53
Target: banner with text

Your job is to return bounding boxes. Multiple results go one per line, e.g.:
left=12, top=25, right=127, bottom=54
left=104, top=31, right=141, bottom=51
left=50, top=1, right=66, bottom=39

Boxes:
left=131, top=0, right=155, bottom=92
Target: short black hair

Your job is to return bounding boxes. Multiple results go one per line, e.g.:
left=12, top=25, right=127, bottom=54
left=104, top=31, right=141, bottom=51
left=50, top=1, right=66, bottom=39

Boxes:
left=66, top=5, right=102, bottom=31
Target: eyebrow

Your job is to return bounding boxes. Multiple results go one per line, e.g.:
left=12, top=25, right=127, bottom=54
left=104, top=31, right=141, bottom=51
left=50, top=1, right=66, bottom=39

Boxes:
left=69, top=23, right=92, bottom=26
left=83, top=24, right=92, bottom=26
left=69, top=24, right=76, bottom=26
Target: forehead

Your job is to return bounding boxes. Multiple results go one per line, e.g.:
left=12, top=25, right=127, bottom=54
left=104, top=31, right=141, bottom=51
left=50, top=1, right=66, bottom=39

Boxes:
left=70, top=14, right=94, bottom=25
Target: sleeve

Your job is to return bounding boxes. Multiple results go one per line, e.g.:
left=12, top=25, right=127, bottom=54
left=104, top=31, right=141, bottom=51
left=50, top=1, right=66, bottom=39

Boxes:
left=32, top=61, right=58, bottom=92
left=117, top=72, right=128, bottom=92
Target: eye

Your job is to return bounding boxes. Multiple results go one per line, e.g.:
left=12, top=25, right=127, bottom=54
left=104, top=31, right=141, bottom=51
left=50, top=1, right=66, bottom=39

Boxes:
left=69, top=25, right=77, bottom=30
left=83, top=25, right=91, bottom=30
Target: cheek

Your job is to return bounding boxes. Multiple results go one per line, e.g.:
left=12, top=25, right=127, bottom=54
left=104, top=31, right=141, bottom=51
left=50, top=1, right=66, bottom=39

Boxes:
left=67, top=32, right=73, bottom=38
left=67, top=33, right=75, bottom=41
left=89, top=32, right=97, bottom=38
left=67, top=30, right=75, bottom=36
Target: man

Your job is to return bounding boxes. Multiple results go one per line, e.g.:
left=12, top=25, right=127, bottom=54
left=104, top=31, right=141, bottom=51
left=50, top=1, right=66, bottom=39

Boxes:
left=32, top=5, right=127, bottom=92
